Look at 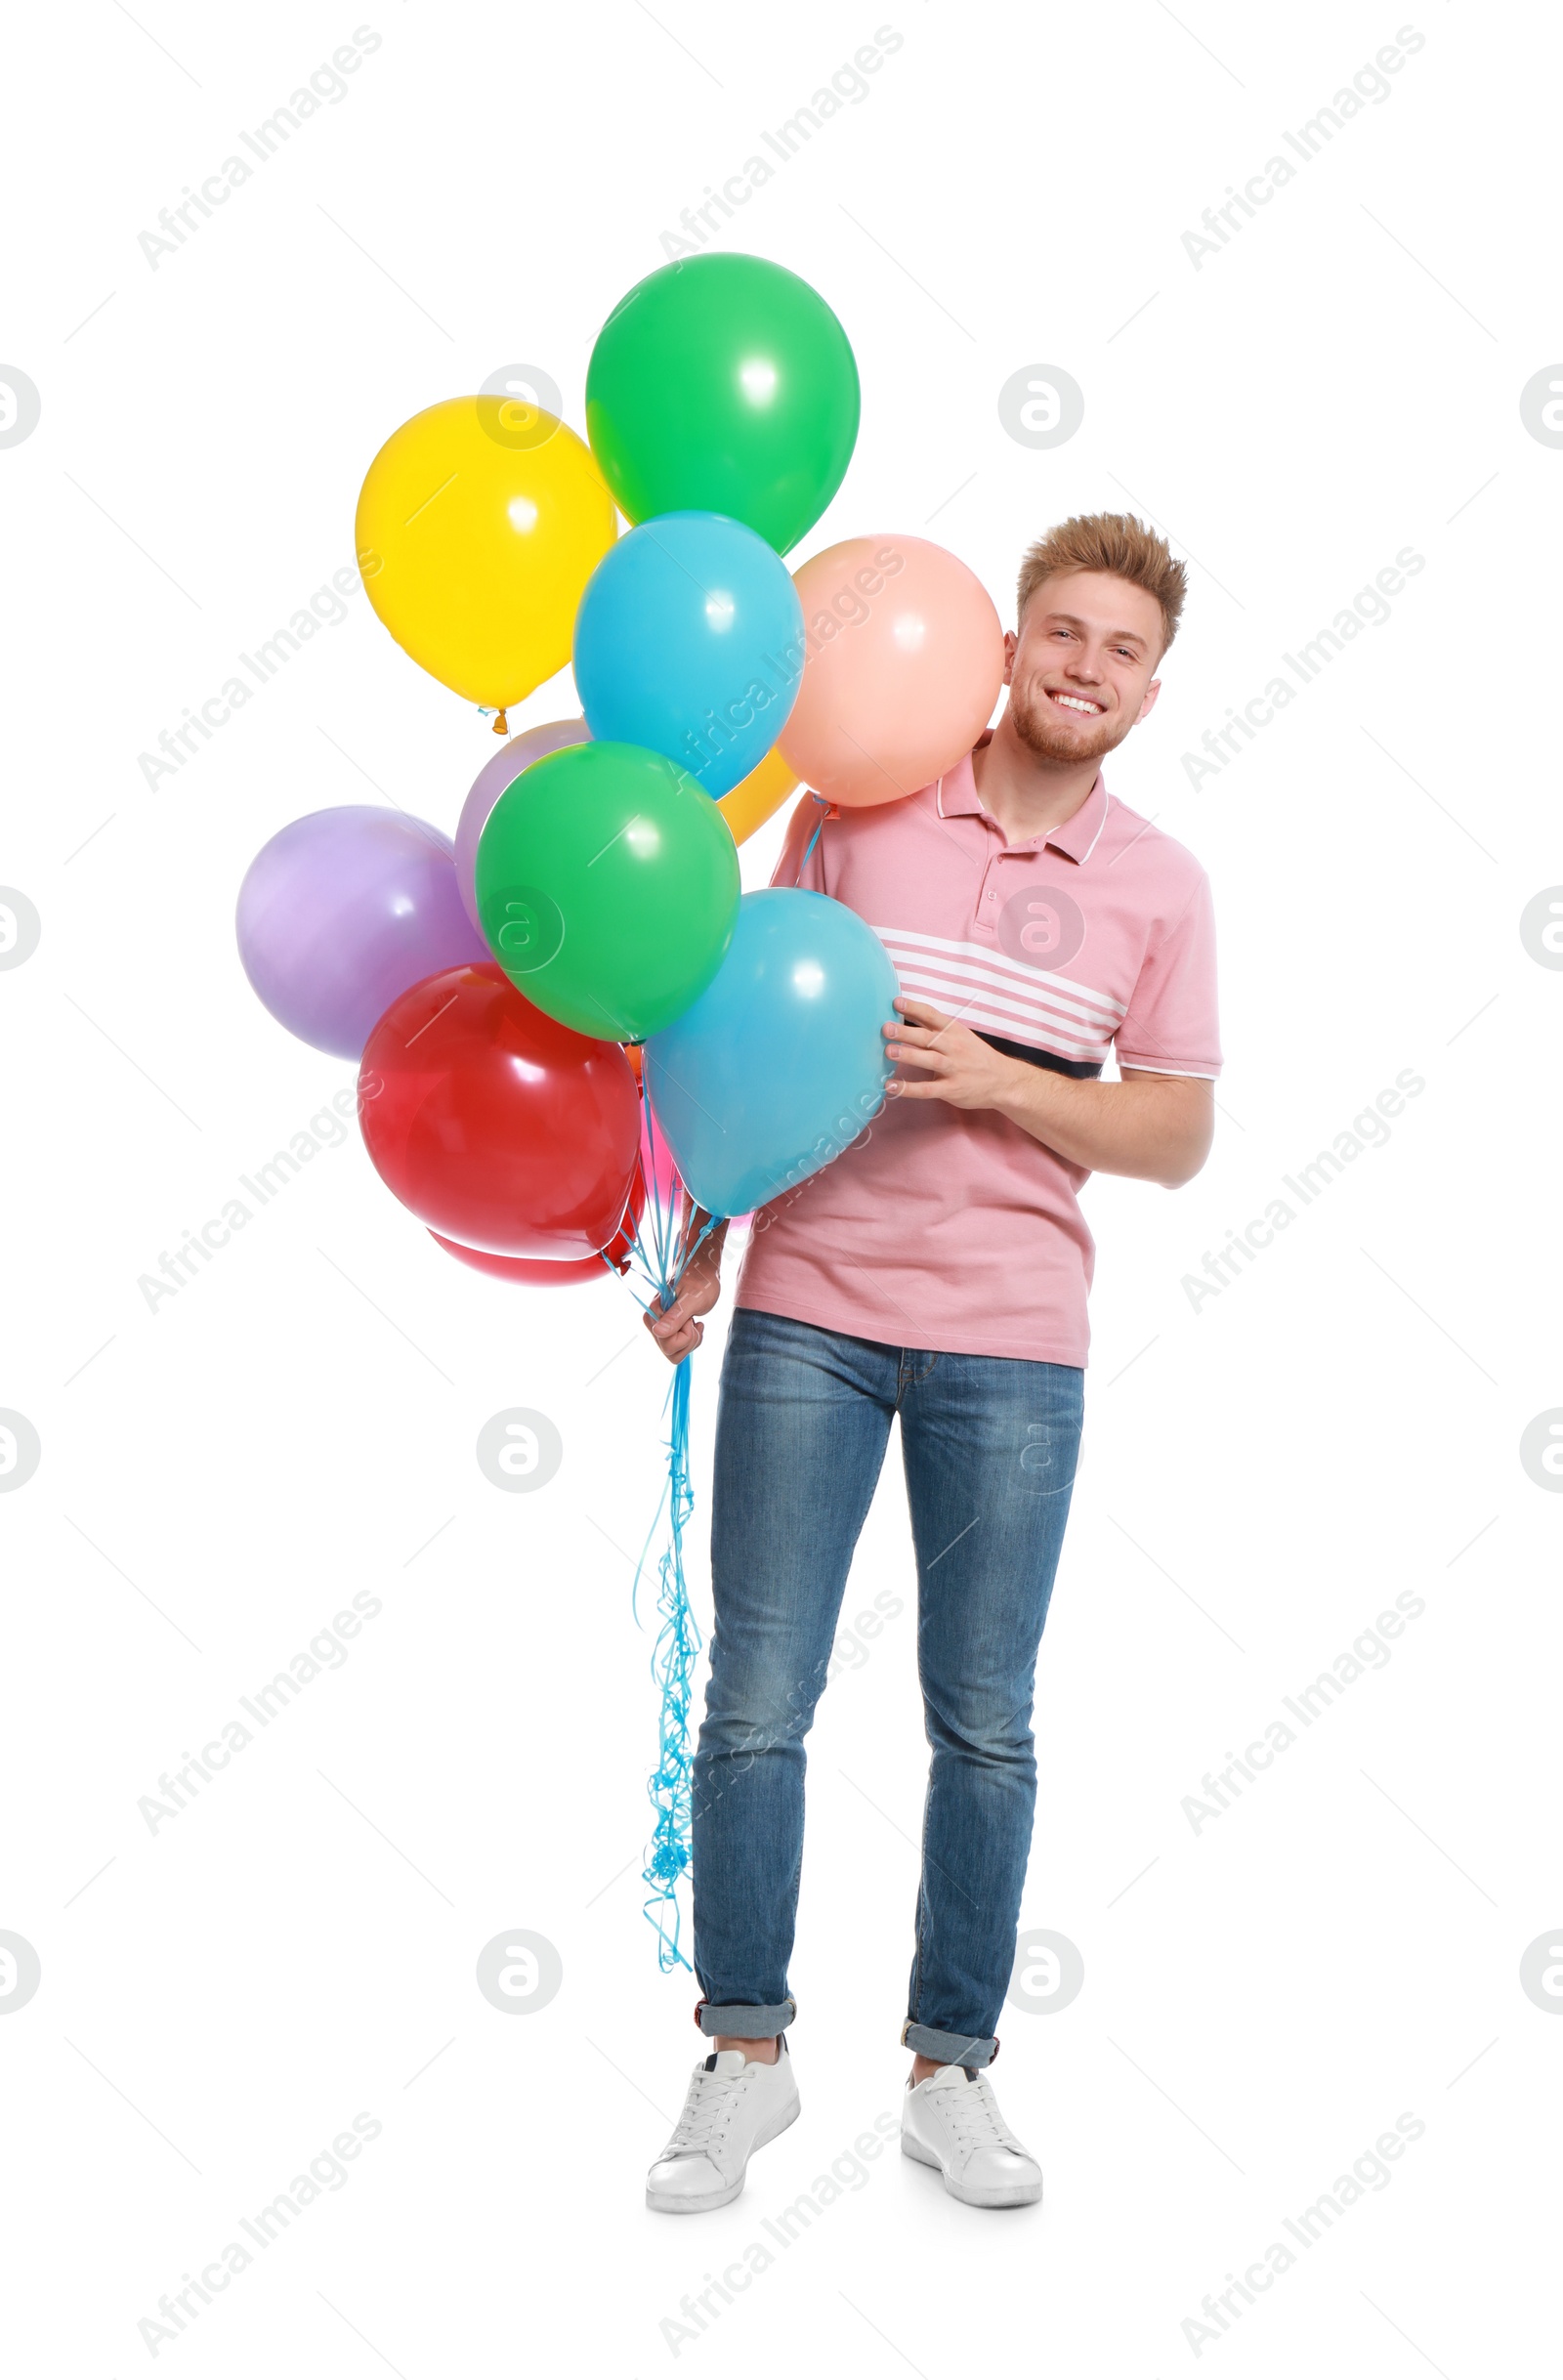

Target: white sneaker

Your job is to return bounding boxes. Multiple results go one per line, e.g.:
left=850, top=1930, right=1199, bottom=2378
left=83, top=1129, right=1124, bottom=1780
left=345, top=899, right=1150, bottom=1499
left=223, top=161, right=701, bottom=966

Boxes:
left=646, top=2039, right=801, bottom=2213
left=902, top=2065, right=1043, bottom=2207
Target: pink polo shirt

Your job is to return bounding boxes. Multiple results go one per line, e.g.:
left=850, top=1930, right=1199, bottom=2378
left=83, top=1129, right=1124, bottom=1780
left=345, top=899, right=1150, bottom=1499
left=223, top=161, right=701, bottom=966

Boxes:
left=733, top=738, right=1221, bottom=1365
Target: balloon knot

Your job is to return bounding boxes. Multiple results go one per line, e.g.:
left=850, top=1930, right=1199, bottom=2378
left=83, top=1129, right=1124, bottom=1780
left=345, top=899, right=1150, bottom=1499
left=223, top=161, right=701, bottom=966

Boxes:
left=492, top=709, right=509, bottom=736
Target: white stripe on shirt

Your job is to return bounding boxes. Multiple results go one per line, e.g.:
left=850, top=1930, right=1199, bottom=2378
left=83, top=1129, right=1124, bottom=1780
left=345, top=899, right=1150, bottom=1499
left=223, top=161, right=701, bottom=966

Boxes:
left=888, top=962, right=1113, bottom=1059
left=872, top=923, right=1126, bottom=1025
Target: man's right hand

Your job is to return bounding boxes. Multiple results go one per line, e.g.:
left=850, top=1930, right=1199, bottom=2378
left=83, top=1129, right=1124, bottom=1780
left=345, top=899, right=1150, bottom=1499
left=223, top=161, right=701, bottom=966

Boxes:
left=644, top=1218, right=728, bottom=1365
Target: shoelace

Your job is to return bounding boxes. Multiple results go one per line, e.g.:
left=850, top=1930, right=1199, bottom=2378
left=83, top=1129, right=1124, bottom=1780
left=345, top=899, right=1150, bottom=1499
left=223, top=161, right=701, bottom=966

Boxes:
left=665, top=2067, right=749, bottom=2157
left=946, top=2077, right=1019, bottom=2155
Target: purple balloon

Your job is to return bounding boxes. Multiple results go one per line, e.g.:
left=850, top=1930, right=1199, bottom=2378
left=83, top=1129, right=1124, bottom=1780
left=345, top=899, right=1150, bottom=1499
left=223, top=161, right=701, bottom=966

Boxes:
left=454, top=717, right=590, bottom=933
left=237, top=806, right=488, bottom=1059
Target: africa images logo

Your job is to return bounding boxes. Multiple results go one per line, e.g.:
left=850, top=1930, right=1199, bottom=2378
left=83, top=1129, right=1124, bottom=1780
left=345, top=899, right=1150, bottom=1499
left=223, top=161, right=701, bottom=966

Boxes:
left=996, top=882, right=1087, bottom=971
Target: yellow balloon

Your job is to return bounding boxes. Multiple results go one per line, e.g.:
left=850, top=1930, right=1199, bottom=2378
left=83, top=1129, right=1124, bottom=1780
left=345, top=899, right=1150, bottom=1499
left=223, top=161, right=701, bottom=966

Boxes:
left=355, top=398, right=616, bottom=714
left=716, top=742, right=800, bottom=845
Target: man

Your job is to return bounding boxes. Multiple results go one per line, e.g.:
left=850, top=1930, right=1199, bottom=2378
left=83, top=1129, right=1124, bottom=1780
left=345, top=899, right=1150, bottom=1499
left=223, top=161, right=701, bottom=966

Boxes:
left=642, top=514, right=1219, bottom=2213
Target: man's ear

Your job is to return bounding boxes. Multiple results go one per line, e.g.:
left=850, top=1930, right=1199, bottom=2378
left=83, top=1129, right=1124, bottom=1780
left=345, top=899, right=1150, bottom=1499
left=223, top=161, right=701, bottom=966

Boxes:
left=1002, top=628, right=1019, bottom=686
left=1136, top=676, right=1162, bottom=723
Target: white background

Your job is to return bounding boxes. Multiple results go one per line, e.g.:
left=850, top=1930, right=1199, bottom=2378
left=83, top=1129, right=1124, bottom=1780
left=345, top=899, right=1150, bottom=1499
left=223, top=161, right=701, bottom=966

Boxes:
left=2, top=0, right=1558, bottom=2370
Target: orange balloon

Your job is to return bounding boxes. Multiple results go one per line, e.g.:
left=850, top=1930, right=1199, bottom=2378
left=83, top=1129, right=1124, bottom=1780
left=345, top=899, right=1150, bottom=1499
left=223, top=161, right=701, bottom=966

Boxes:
left=716, top=742, right=799, bottom=844
left=779, top=535, right=1003, bottom=807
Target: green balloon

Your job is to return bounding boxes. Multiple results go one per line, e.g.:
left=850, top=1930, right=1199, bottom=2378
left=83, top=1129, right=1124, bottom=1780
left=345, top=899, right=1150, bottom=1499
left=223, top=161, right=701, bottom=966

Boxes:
left=475, top=742, right=739, bottom=1041
left=586, top=253, right=860, bottom=556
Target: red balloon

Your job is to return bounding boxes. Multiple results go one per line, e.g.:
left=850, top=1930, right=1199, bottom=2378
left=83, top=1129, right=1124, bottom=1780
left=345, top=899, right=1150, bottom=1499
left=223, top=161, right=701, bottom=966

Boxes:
left=430, top=1167, right=646, bottom=1284
left=359, top=962, right=639, bottom=1257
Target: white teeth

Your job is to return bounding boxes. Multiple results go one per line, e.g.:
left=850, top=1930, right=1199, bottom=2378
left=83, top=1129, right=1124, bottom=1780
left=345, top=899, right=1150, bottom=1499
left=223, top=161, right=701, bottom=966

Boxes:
left=1053, top=694, right=1101, bottom=714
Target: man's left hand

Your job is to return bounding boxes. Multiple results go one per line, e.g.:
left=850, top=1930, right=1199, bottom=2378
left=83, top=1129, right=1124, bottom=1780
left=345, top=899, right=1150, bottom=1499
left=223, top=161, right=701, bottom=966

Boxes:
left=881, top=993, right=1215, bottom=1187
left=884, top=998, right=1024, bottom=1110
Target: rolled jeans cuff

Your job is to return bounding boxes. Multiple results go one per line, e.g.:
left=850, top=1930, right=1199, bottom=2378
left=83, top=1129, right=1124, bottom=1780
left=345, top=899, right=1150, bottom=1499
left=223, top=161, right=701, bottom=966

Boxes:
left=696, top=1995, right=796, bottom=2039
left=902, top=2019, right=998, bottom=2069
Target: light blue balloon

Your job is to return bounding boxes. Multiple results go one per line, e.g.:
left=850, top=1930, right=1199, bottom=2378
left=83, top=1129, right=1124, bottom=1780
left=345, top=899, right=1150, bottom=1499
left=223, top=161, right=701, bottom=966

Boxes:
left=572, top=511, right=805, bottom=799
left=644, top=889, right=899, bottom=1218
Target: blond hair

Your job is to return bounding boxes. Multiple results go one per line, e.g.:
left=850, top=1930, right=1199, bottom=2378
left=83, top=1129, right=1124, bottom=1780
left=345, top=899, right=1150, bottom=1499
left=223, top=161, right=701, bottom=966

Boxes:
left=1017, top=513, right=1187, bottom=654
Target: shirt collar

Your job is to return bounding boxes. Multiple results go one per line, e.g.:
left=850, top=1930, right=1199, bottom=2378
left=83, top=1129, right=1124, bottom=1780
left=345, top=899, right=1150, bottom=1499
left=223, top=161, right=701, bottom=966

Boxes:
left=935, top=734, right=1110, bottom=866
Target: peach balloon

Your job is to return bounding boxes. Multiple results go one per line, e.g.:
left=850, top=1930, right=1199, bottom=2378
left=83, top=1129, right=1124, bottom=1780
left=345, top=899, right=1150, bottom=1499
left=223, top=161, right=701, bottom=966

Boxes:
left=778, top=535, right=1004, bottom=807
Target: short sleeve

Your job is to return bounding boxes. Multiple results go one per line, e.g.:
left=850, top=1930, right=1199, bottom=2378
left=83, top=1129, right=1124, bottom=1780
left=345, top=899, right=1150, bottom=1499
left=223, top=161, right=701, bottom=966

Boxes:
left=1115, top=871, right=1222, bottom=1079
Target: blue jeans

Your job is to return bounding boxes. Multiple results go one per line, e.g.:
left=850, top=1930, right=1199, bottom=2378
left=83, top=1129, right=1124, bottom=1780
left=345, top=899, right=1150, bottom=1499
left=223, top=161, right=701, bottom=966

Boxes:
left=692, top=1308, right=1083, bottom=2067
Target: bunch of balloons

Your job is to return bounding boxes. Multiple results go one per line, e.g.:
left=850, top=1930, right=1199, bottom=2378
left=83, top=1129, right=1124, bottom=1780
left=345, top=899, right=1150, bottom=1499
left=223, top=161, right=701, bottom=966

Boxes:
left=235, top=252, right=1007, bottom=1963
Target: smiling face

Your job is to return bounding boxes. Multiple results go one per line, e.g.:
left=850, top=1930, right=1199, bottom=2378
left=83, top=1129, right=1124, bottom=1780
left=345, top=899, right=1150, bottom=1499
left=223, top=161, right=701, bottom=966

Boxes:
left=1005, top=569, right=1165, bottom=764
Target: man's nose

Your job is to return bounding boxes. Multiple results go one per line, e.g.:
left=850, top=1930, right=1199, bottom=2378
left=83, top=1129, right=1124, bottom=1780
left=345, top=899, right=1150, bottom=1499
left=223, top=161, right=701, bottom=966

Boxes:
left=1068, top=649, right=1105, bottom=682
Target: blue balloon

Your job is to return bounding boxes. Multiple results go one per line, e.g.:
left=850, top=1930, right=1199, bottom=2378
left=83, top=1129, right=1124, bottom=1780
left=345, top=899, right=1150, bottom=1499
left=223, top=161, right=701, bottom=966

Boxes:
left=644, top=889, right=899, bottom=1217
left=572, top=511, right=805, bottom=798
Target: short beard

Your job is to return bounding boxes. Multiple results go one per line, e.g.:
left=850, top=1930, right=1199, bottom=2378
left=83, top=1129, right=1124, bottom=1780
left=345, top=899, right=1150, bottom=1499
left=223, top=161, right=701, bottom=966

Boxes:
left=1009, top=682, right=1130, bottom=765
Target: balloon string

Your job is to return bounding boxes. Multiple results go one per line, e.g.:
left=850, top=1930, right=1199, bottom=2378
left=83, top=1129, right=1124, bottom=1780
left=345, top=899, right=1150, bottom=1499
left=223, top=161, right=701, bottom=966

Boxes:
left=794, top=791, right=831, bottom=886
left=632, top=1355, right=698, bottom=1969
left=616, top=1097, right=724, bottom=1972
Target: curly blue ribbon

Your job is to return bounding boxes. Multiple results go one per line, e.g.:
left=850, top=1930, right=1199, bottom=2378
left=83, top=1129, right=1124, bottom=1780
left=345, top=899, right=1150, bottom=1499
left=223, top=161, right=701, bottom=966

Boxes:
left=795, top=790, right=830, bottom=884
left=613, top=1102, right=722, bottom=1972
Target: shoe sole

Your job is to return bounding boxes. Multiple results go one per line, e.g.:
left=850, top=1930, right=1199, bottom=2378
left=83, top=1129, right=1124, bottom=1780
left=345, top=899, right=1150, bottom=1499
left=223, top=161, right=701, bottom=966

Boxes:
left=901, top=2131, right=1043, bottom=2208
left=646, top=2093, right=801, bottom=2214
